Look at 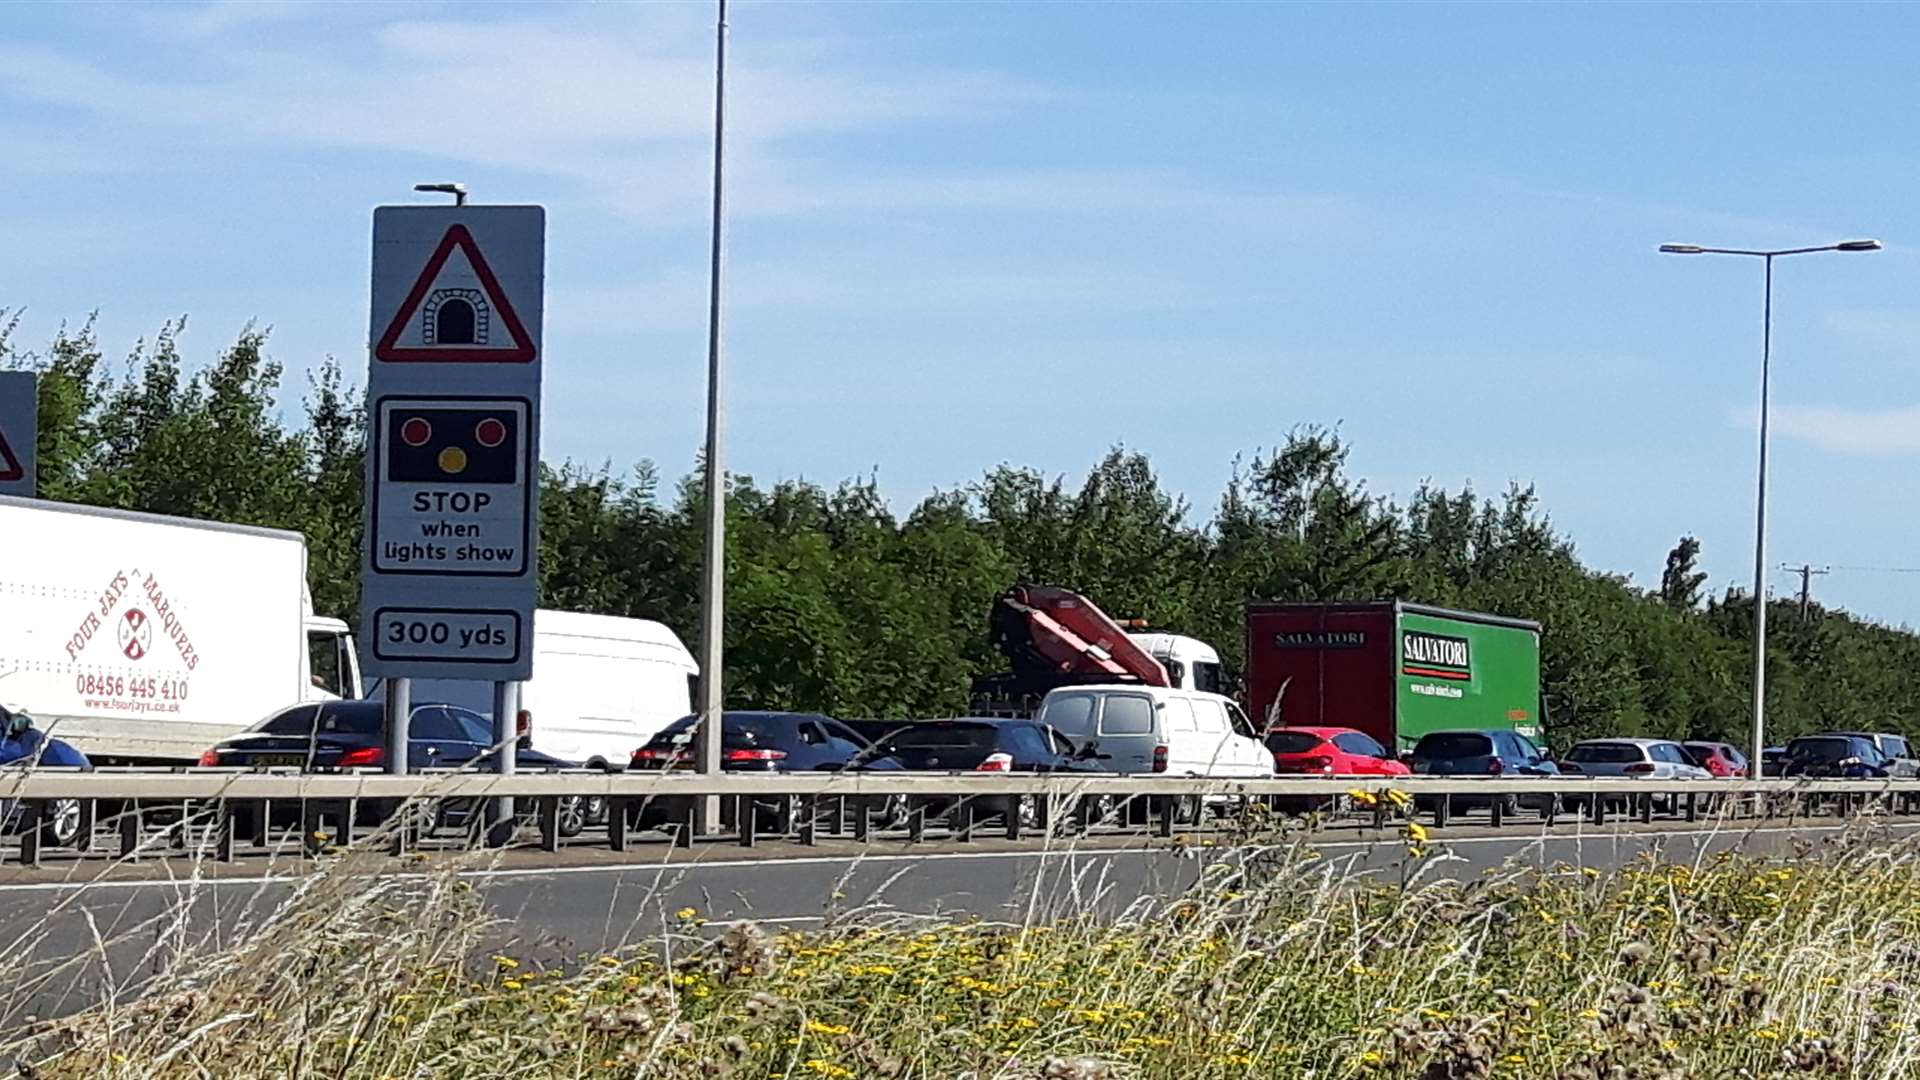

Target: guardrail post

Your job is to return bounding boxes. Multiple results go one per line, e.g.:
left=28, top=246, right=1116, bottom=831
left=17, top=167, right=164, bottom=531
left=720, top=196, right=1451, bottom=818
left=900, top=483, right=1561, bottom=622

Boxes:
left=608, top=798, right=630, bottom=852
left=73, top=800, right=95, bottom=853
left=119, top=805, right=142, bottom=859
left=172, top=801, right=189, bottom=850
left=1638, top=794, right=1653, bottom=825
left=1005, top=797, right=1024, bottom=841
left=16, top=802, right=42, bottom=867
left=215, top=803, right=236, bottom=863
left=736, top=796, right=757, bottom=848
left=1543, top=793, right=1558, bottom=826
left=1591, top=793, right=1607, bottom=825
left=909, top=804, right=927, bottom=844
left=799, top=796, right=818, bottom=847
left=335, top=800, right=354, bottom=848
left=1432, top=794, right=1450, bottom=830
left=827, top=795, right=845, bottom=837
left=1489, top=795, right=1504, bottom=828
left=853, top=798, right=873, bottom=842
left=539, top=797, right=561, bottom=853
left=1035, top=793, right=1052, bottom=835
left=1373, top=803, right=1387, bottom=832
left=1685, top=792, right=1698, bottom=822
left=1157, top=795, right=1175, bottom=838
left=949, top=802, right=971, bottom=843
left=676, top=803, right=695, bottom=849
left=249, top=801, right=270, bottom=849
left=301, top=802, right=321, bottom=857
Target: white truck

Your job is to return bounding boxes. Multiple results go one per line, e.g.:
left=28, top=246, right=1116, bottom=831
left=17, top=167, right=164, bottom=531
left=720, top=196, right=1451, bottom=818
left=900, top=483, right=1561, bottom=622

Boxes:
left=0, top=495, right=361, bottom=765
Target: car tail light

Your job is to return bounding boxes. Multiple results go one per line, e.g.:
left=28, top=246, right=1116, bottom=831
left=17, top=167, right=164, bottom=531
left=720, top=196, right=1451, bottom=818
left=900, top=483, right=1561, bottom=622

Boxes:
left=338, top=746, right=383, bottom=768
left=1302, top=755, right=1334, bottom=774
left=1624, top=762, right=1656, bottom=775
left=1487, top=757, right=1504, bottom=776
left=196, top=749, right=220, bottom=767
left=724, top=748, right=788, bottom=764
left=1152, top=745, right=1168, bottom=773
left=516, top=709, right=532, bottom=746
left=632, top=747, right=680, bottom=766
left=976, top=752, right=1014, bottom=773
left=1559, top=761, right=1584, bottom=774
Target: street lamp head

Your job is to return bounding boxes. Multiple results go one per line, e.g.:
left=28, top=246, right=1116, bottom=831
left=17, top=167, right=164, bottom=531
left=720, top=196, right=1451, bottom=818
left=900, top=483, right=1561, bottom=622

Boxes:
left=1659, top=243, right=1705, bottom=254
left=1836, top=239, right=1883, bottom=252
left=413, top=182, right=468, bottom=206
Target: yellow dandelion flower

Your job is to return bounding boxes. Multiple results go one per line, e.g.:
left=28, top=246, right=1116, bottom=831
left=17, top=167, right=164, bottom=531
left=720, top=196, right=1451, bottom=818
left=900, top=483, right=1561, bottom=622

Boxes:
left=676, top=907, right=699, bottom=921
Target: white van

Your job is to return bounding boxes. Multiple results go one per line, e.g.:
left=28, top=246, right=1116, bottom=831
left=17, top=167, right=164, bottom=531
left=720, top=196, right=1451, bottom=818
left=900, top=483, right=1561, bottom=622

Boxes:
left=393, top=610, right=697, bottom=769
left=1034, top=684, right=1273, bottom=779
left=1125, top=633, right=1226, bottom=694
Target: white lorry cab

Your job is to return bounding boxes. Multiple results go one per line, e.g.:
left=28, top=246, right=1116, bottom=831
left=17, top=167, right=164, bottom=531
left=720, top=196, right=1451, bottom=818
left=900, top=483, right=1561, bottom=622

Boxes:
left=395, top=610, right=697, bottom=769
left=1124, top=633, right=1226, bottom=695
left=0, top=495, right=361, bottom=765
left=1034, top=684, right=1273, bottom=779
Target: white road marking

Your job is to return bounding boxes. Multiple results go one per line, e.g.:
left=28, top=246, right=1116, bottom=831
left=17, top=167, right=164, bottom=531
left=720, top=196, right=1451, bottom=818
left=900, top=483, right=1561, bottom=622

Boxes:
left=0, top=820, right=1905, bottom=895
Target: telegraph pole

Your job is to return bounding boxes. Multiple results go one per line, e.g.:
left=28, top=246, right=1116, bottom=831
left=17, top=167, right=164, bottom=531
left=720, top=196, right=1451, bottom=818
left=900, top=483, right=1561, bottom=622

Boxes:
left=1780, top=563, right=1829, bottom=621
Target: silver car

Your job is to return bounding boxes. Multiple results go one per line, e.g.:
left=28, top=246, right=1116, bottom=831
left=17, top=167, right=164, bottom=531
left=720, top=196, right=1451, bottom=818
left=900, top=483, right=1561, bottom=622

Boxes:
left=1561, top=738, right=1711, bottom=811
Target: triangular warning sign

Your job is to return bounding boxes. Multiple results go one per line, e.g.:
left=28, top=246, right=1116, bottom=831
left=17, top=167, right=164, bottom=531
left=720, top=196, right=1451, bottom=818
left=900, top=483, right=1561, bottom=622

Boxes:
left=0, top=426, right=23, bottom=483
left=375, top=224, right=536, bottom=363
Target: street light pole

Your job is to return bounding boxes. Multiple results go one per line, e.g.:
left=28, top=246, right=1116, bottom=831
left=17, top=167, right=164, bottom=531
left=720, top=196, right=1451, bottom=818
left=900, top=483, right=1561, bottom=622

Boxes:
left=694, top=0, right=730, bottom=835
left=1659, top=238, right=1880, bottom=775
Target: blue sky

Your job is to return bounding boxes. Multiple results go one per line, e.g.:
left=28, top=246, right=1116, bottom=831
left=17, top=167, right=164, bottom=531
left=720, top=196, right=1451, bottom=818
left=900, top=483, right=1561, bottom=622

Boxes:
left=5, top=2, right=1920, bottom=626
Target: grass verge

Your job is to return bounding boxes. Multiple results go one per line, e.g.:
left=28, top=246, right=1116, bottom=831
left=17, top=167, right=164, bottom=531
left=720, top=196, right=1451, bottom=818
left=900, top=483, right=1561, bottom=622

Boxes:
left=8, top=823, right=1920, bottom=1078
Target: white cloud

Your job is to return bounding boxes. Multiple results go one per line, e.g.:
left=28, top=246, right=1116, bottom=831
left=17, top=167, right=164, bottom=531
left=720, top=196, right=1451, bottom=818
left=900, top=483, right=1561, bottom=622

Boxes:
left=1771, top=403, right=1920, bottom=454
left=1827, top=309, right=1920, bottom=354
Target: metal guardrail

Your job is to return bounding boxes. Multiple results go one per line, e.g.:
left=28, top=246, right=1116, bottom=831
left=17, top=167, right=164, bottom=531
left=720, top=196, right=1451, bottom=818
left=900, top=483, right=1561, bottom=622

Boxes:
left=5, top=770, right=1919, bottom=868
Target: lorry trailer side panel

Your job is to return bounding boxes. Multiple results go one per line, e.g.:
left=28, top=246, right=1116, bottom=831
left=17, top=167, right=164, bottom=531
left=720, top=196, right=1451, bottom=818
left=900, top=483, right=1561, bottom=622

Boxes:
left=1244, top=605, right=1396, bottom=752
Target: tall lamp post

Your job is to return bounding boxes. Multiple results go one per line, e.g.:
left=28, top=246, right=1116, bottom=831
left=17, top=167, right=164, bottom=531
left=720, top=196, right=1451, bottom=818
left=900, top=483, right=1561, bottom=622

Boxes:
left=1658, top=238, right=1881, bottom=775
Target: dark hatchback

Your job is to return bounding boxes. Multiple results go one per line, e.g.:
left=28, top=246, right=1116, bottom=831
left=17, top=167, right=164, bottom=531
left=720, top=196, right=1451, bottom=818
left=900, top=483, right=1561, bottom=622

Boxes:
left=1407, top=729, right=1561, bottom=815
left=628, top=711, right=901, bottom=832
left=1780, top=735, right=1892, bottom=779
left=201, top=700, right=585, bottom=833
left=865, top=718, right=1101, bottom=828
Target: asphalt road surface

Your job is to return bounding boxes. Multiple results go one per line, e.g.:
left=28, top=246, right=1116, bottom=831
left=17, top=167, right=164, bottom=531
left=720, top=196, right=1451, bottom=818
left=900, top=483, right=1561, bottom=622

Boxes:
left=3, top=816, right=1913, bottom=1025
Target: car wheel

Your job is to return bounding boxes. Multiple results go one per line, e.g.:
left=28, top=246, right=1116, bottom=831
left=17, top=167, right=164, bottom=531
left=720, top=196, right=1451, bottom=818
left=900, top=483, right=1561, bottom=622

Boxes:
left=1173, top=795, right=1203, bottom=826
left=42, top=798, right=85, bottom=848
left=580, top=795, right=608, bottom=827
left=1081, top=793, right=1117, bottom=828
left=867, top=794, right=907, bottom=832
left=556, top=796, right=588, bottom=839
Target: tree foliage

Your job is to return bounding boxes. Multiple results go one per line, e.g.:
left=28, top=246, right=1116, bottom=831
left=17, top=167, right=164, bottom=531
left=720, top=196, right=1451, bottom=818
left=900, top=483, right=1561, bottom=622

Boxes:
left=8, top=318, right=1920, bottom=749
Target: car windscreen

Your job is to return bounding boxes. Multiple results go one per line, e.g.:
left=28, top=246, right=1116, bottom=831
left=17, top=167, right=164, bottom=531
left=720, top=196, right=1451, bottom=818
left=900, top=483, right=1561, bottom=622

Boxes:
left=1413, top=733, right=1492, bottom=760
left=1788, top=738, right=1854, bottom=763
left=1266, top=731, right=1329, bottom=754
left=254, top=703, right=382, bottom=736
left=1566, top=743, right=1642, bottom=764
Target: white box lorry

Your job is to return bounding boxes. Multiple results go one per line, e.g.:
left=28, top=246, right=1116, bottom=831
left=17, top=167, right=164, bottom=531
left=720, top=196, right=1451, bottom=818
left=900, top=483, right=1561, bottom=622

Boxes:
left=395, top=609, right=698, bottom=769
left=0, top=495, right=361, bottom=764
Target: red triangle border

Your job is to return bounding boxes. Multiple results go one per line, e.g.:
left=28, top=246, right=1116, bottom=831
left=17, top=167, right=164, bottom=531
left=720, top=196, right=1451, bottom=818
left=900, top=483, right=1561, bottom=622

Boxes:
left=0, top=425, right=23, bottom=483
left=374, top=224, right=536, bottom=363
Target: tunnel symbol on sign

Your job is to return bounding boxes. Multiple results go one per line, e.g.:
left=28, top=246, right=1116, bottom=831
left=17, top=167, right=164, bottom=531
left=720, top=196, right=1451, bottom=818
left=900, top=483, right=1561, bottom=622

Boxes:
left=424, top=289, right=489, bottom=346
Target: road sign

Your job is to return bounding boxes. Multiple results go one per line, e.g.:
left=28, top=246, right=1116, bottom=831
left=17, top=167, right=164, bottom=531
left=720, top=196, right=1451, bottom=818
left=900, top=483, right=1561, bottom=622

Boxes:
left=0, top=371, right=37, bottom=498
left=361, top=206, right=543, bottom=680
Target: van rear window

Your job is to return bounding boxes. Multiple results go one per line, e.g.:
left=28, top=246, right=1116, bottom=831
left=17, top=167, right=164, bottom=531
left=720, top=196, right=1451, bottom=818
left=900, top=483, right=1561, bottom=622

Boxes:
left=1100, top=696, right=1155, bottom=736
left=1567, top=743, right=1641, bottom=764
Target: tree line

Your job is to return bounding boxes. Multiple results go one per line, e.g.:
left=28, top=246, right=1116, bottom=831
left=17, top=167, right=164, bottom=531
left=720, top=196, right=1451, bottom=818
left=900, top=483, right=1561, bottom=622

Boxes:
left=8, top=315, right=1918, bottom=749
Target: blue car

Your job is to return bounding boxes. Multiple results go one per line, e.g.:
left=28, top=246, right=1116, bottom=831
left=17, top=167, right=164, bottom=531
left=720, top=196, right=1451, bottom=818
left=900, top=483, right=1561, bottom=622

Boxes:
left=1408, top=728, right=1562, bottom=816
left=1, top=705, right=91, bottom=848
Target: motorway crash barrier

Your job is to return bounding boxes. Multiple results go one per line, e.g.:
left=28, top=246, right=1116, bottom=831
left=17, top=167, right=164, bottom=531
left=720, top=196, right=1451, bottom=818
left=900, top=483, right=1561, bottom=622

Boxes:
left=6, top=770, right=1920, bottom=867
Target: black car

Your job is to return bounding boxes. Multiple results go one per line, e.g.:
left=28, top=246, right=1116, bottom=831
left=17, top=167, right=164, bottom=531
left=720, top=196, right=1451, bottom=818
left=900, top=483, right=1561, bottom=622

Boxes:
left=628, top=711, right=901, bottom=832
left=865, top=718, right=1101, bottom=828
left=1407, top=729, right=1561, bottom=816
left=202, top=700, right=586, bottom=834
left=1780, top=735, right=1891, bottom=780
left=1825, top=732, right=1918, bottom=777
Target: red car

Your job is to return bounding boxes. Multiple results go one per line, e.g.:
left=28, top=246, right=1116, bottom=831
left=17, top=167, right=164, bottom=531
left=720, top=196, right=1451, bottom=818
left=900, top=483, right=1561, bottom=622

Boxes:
left=1265, top=726, right=1410, bottom=776
left=1682, top=741, right=1749, bottom=778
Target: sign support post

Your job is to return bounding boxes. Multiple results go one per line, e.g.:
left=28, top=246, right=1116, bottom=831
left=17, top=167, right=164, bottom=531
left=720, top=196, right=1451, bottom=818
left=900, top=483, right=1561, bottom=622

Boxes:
left=360, top=201, right=544, bottom=846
